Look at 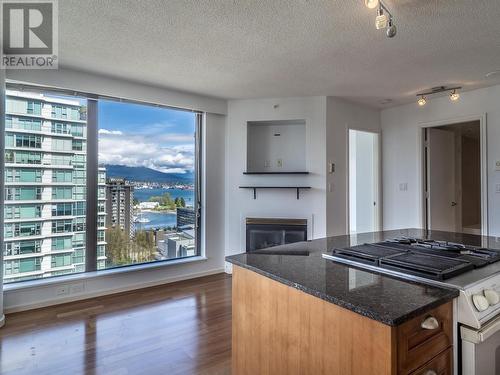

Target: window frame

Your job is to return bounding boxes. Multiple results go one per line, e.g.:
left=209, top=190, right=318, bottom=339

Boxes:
left=4, top=82, right=203, bottom=285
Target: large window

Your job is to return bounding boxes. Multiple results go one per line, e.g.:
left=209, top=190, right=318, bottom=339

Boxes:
left=3, top=86, right=201, bottom=284
left=97, top=99, right=198, bottom=269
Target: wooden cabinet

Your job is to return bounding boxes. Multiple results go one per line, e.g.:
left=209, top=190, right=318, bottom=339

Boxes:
left=409, top=348, right=453, bottom=375
left=397, top=303, right=453, bottom=374
left=232, top=266, right=454, bottom=375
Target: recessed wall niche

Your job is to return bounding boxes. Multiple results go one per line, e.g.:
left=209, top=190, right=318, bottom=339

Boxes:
left=246, top=119, right=307, bottom=173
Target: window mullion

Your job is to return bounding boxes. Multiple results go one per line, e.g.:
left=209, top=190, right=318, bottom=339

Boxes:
left=85, top=99, right=98, bottom=272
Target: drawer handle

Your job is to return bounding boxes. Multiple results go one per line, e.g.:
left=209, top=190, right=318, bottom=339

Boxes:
left=424, top=370, right=437, bottom=375
left=421, top=316, right=439, bottom=330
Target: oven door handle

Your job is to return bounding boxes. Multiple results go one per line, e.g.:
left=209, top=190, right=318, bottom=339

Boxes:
left=461, top=314, right=500, bottom=344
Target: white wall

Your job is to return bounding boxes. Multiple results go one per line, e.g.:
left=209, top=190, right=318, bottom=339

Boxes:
left=6, top=68, right=227, bottom=115
left=2, top=70, right=227, bottom=312
left=326, top=97, right=381, bottom=236
left=247, top=121, right=306, bottom=172
left=381, top=84, right=500, bottom=235
left=224, top=96, right=380, bottom=258
left=225, top=97, right=327, bottom=257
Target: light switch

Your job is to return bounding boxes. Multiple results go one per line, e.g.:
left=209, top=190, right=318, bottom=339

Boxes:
left=399, top=183, right=408, bottom=192
left=496, top=184, right=500, bottom=193
left=496, top=161, right=500, bottom=171
left=264, top=160, right=270, bottom=168
left=277, top=159, right=283, bottom=168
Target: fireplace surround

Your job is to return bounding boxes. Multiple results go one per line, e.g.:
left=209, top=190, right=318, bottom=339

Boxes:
left=246, top=217, right=307, bottom=252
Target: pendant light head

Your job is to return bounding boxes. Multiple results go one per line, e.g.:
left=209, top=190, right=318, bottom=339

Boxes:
left=418, top=96, right=427, bottom=107
left=375, top=7, right=388, bottom=29
left=386, top=18, right=397, bottom=38
left=365, top=0, right=379, bottom=9
left=450, top=90, right=460, bottom=101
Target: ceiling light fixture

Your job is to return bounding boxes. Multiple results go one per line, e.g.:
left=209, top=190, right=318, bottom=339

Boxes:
left=449, top=90, right=460, bottom=101
left=386, top=18, right=397, bottom=38
left=417, top=96, right=427, bottom=106
left=365, top=0, right=379, bottom=9
left=365, top=1, right=397, bottom=38
left=375, top=8, right=387, bottom=29
left=416, top=86, right=462, bottom=106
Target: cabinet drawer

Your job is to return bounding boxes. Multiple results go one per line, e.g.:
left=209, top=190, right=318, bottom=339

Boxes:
left=409, top=347, right=452, bottom=375
left=397, top=302, right=452, bottom=374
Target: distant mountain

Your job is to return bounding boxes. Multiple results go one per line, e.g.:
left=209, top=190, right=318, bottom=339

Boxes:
left=104, top=165, right=194, bottom=183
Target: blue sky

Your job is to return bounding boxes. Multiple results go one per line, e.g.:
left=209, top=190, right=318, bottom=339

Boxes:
left=97, top=99, right=196, bottom=174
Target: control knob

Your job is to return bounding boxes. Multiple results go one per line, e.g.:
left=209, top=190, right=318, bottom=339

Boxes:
left=472, top=294, right=489, bottom=312
left=484, top=289, right=500, bottom=306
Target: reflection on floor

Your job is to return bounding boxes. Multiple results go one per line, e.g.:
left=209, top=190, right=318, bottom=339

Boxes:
left=0, top=273, right=232, bottom=375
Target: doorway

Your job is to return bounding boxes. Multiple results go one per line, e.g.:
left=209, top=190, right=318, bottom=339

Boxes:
left=349, top=129, right=380, bottom=234
left=423, top=121, right=484, bottom=234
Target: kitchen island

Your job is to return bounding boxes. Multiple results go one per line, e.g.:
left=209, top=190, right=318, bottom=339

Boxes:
left=226, top=229, right=460, bottom=375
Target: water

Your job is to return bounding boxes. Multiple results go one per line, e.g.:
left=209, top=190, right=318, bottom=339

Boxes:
left=135, top=210, right=177, bottom=230
left=133, top=188, right=195, bottom=230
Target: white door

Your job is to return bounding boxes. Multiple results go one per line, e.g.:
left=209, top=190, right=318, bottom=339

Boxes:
left=349, top=130, right=380, bottom=234
left=426, top=128, right=457, bottom=232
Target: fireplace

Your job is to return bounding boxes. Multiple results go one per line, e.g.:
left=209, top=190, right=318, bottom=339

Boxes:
left=246, top=218, right=307, bottom=252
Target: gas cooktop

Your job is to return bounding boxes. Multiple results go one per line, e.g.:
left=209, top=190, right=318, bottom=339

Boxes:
left=329, top=237, right=500, bottom=281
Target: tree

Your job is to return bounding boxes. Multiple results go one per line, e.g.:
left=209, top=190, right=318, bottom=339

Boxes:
left=179, top=197, right=186, bottom=207
left=106, top=226, right=157, bottom=267
left=149, top=192, right=175, bottom=210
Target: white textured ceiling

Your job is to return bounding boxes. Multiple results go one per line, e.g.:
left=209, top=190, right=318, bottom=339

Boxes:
left=58, top=0, right=500, bottom=108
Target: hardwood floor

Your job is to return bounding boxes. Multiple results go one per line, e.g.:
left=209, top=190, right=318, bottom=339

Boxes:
left=0, top=273, right=232, bottom=375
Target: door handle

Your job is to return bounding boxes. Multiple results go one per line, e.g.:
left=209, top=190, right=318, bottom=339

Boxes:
left=451, top=201, right=457, bottom=206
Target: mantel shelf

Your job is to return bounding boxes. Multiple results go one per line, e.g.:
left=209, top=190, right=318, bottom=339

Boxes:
left=239, top=186, right=311, bottom=200
left=243, top=171, right=310, bottom=175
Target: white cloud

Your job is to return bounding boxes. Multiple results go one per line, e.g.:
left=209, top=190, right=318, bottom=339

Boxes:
left=98, top=132, right=194, bottom=173
left=99, top=129, right=123, bottom=135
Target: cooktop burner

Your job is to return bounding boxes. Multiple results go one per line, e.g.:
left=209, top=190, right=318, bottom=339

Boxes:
left=331, top=237, right=500, bottom=280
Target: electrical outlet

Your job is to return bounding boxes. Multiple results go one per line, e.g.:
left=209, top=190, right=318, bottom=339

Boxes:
left=329, top=163, right=335, bottom=173
left=496, top=161, right=500, bottom=171
left=277, top=159, right=283, bottom=168
left=56, top=285, right=70, bottom=296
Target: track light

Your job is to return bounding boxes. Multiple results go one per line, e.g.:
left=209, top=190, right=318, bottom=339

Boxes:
left=450, top=90, right=460, bottom=101
left=416, top=86, right=462, bottom=106
left=386, top=18, right=397, bottom=38
left=375, top=8, right=388, bottom=29
left=365, top=1, right=397, bottom=38
left=365, top=0, right=379, bottom=9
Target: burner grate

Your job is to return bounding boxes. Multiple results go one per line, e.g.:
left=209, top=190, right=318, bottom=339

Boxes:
left=379, top=252, right=474, bottom=280
left=333, top=244, right=407, bottom=266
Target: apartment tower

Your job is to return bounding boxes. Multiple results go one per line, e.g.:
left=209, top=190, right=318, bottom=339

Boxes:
left=4, top=90, right=107, bottom=283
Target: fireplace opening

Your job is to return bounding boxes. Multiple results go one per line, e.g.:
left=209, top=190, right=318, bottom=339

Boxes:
left=246, top=218, right=307, bottom=252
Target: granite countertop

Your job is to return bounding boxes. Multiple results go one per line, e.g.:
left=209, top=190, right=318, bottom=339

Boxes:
left=226, top=228, right=461, bottom=326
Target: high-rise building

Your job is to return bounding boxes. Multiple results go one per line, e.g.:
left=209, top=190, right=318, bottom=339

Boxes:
left=176, top=207, right=195, bottom=230
left=105, top=178, right=134, bottom=238
left=4, top=90, right=107, bottom=282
